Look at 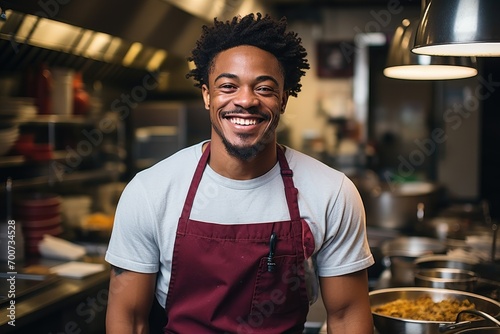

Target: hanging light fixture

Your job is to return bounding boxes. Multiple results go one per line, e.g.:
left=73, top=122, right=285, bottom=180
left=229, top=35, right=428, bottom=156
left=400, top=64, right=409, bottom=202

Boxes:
left=384, top=18, right=477, bottom=80
left=413, top=0, right=500, bottom=57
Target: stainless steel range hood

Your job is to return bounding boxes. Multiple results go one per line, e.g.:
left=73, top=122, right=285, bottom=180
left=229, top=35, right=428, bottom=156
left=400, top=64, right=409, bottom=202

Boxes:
left=0, top=0, right=268, bottom=93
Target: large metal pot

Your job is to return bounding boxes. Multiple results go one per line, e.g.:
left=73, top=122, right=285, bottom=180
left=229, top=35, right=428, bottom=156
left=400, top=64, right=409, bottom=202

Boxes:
left=382, top=237, right=447, bottom=285
left=414, top=268, right=478, bottom=292
left=370, top=287, right=500, bottom=334
left=363, top=181, right=441, bottom=230
left=414, top=255, right=500, bottom=299
left=414, top=255, right=479, bottom=272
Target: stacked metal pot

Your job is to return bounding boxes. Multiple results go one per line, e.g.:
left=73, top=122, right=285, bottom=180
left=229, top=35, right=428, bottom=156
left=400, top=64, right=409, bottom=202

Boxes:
left=373, top=241, right=500, bottom=333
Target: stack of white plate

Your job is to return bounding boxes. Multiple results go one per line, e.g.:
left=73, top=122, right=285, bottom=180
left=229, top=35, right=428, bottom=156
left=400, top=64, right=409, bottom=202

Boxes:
left=0, top=124, right=19, bottom=156
left=0, top=97, right=37, bottom=122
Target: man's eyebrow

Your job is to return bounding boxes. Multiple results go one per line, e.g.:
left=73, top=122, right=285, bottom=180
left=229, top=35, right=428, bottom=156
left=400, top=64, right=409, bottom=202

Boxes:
left=214, top=73, right=279, bottom=87
left=214, top=73, right=237, bottom=82
left=255, top=75, right=279, bottom=87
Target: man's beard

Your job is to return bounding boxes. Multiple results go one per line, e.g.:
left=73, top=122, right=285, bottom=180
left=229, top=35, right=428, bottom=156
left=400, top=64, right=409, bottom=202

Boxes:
left=221, top=135, right=263, bottom=161
left=212, top=120, right=278, bottom=161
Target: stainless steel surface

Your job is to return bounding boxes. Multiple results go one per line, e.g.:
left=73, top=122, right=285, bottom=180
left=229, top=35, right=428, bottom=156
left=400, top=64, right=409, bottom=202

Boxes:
left=415, top=255, right=478, bottom=272
left=0, top=258, right=110, bottom=331
left=414, top=268, right=478, bottom=292
left=0, top=0, right=267, bottom=93
left=362, top=181, right=441, bottom=230
left=3, top=0, right=266, bottom=56
left=0, top=272, right=60, bottom=304
left=413, top=0, right=500, bottom=56
left=384, top=17, right=477, bottom=80
left=413, top=255, right=500, bottom=302
left=442, top=309, right=500, bottom=333
left=381, top=236, right=447, bottom=285
left=382, top=237, right=447, bottom=258
left=370, top=287, right=500, bottom=334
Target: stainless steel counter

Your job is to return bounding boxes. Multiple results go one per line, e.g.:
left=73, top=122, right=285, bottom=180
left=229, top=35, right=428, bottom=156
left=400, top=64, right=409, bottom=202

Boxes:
left=0, top=257, right=110, bottom=333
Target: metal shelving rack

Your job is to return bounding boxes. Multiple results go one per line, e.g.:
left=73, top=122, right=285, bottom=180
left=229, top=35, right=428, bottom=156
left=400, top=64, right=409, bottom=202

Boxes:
left=0, top=112, right=126, bottom=193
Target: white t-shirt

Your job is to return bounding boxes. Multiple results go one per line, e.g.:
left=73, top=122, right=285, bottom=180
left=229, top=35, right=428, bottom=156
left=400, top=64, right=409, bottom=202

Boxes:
left=105, top=141, right=374, bottom=307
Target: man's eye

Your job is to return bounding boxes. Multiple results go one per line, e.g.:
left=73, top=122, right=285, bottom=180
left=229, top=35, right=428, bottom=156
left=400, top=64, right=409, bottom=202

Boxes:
left=220, top=84, right=236, bottom=90
left=256, top=86, right=276, bottom=94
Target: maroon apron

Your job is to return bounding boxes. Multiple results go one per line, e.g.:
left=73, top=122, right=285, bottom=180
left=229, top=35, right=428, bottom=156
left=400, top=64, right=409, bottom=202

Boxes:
left=164, top=143, right=315, bottom=334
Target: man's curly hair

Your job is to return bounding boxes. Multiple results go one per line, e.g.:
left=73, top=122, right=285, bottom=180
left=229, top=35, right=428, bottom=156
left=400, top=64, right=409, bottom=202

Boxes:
left=186, top=13, right=309, bottom=97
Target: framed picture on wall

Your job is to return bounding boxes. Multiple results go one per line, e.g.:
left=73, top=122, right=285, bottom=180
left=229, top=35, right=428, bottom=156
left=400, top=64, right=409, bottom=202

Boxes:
left=316, top=41, right=355, bottom=78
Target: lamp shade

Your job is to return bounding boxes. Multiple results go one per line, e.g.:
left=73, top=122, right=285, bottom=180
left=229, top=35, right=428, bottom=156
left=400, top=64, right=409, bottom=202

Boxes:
left=384, top=18, right=477, bottom=80
left=413, top=0, right=500, bottom=57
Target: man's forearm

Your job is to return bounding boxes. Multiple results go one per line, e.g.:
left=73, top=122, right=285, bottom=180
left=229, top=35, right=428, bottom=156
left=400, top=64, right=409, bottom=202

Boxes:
left=106, top=317, right=150, bottom=334
left=326, top=308, right=374, bottom=334
left=106, top=266, right=156, bottom=334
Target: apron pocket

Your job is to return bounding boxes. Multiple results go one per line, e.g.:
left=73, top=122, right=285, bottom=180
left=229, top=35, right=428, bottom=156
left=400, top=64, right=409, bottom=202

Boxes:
left=251, top=255, right=307, bottom=315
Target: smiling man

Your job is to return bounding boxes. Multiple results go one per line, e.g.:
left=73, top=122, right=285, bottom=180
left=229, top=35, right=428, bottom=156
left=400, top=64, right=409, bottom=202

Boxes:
left=203, top=44, right=287, bottom=176
left=105, top=13, right=374, bottom=334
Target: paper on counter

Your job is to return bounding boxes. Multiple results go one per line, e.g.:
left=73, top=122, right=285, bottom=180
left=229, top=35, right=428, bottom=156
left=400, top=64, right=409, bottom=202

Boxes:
left=50, top=261, right=105, bottom=279
left=39, top=234, right=86, bottom=260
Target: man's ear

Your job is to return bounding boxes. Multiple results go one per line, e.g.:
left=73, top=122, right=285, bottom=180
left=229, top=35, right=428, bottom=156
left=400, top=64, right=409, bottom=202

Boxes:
left=202, top=84, right=210, bottom=110
left=281, top=92, right=290, bottom=114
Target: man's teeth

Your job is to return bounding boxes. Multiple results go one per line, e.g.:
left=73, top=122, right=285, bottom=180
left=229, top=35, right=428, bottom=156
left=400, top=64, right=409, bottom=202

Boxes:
left=229, top=118, right=258, bottom=126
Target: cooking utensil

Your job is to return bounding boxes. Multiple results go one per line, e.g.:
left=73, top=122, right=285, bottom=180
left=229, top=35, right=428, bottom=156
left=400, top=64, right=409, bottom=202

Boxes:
left=382, top=237, right=447, bottom=284
left=382, top=237, right=447, bottom=258
left=362, top=181, right=441, bottom=230
left=414, top=254, right=479, bottom=272
left=370, top=287, right=500, bottom=334
left=415, top=268, right=478, bottom=292
left=442, top=309, right=500, bottom=333
left=414, top=254, right=500, bottom=299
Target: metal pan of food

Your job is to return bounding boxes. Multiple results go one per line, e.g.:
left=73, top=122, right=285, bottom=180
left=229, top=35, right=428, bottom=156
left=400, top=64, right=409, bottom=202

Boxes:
left=369, top=287, right=500, bottom=334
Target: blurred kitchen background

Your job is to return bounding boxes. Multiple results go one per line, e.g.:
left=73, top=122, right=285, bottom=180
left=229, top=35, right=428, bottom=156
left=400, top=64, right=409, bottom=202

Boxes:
left=0, top=0, right=499, bottom=333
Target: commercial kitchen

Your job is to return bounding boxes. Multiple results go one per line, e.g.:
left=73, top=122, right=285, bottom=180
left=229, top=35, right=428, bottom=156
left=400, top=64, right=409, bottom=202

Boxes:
left=0, top=0, right=499, bottom=333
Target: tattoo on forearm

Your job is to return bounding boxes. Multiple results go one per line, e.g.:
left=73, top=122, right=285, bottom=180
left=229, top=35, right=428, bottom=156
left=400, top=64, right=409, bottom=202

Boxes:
left=112, top=265, right=128, bottom=276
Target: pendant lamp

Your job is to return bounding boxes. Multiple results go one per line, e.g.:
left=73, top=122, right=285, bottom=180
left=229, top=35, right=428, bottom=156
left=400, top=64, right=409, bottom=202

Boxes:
left=384, top=18, right=477, bottom=80
left=413, top=0, right=500, bottom=57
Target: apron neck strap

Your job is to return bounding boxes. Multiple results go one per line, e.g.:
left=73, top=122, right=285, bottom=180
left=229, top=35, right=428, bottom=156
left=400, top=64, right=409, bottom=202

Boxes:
left=276, top=145, right=301, bottom=221
left=180, top=142, right=210, bottom=220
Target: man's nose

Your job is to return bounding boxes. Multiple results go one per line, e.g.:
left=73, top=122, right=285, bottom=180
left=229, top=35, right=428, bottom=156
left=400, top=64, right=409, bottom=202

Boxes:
left=233, top=87, right=259, bottom=109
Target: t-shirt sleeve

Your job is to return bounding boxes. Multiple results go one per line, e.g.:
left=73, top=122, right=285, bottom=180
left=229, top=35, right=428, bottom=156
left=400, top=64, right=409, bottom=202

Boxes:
left=315, top=175, right=374, bottom=277
left=105, top=177, right=160, bottom=273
